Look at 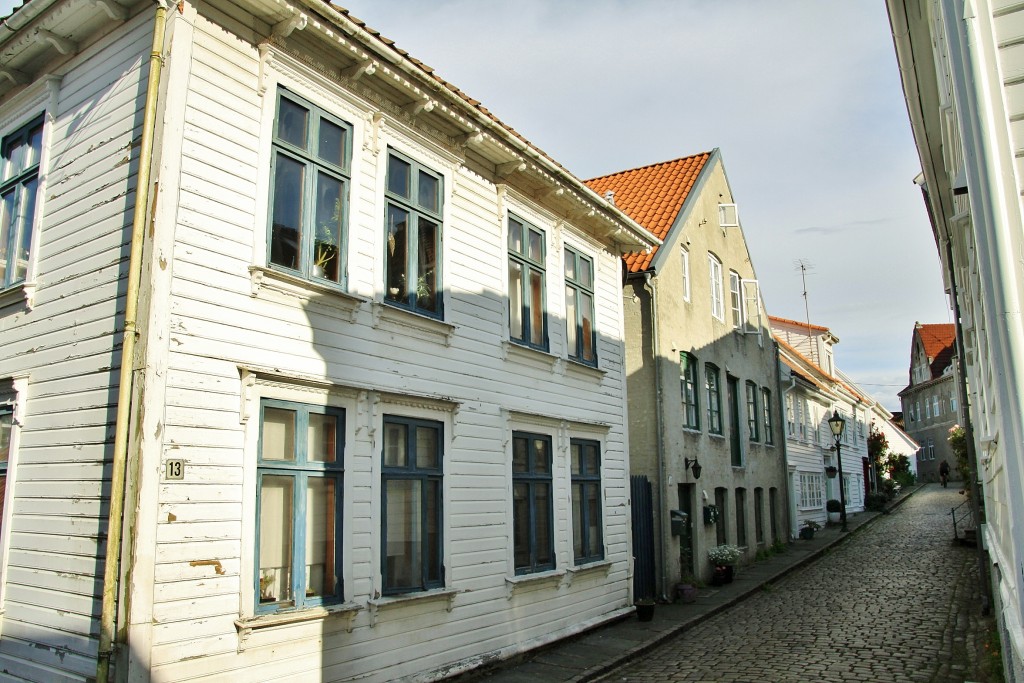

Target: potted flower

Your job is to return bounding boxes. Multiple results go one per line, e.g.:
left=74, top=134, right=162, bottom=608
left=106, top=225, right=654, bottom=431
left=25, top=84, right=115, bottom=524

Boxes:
left=799, top=519, right=821, bottom=540
left=634, top=597, right=656, bottom=622
left=826, top=498, right=842, bottom=524
left=708, top=544, right=741, bottom=585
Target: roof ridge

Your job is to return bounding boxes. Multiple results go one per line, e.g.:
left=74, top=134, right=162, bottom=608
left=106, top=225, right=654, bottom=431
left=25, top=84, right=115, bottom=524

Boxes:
left=585, top=150, right=714, bottom=183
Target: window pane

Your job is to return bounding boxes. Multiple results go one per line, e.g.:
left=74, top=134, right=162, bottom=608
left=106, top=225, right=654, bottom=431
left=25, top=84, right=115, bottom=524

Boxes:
left=572, top=482, right=582, bottom=558
left=14, top=178, right=36, bottom=281
left=314, top=173, right=343, bottom=282
left=579, top=257, right=592, bottom=288
left=387, top=155, right=410, bottom=197
left=570, top=443, right=581, bottom=475
left=416, top=426, right=438, bottom=469
left=305, top=477, right=336, bottom=598
left=509, top=260, right=524, bottom=341
left=4, top=136, right=25, bottom=179
left=259, top=475, right=294, bottom=605
left=565, top=286, right=577, bottom=357
left=307, top=412, right=337, bottom=463
left=529, top=269, right=544, bottom=346
left=277, top=98, right=308, bottom=149
left=426, top=479, right=441, bottom=582
left=318, top=118, right=345, bottom=167
left=585, top=444, right=599, bottom=474
left=27, top=124, right=42, bottom=167
left=528, top=228, right=543, bottom=263
left=512, top=437, right=528, bottom=473
left=534, top=482, right=551, bottom=566
left=261, top=408, right=296, bottom=461
left=385, top=205, right=408, bottom=302
left=585, top=484, right=601, bottom=557
left=384, top=422, right=407, bottom=467
left=418, top=171, right=438, bottom=213
left=513, top=482, right=530, bottom=569
left=533, top=437, right=549, bottom=474
left=581, top=292, right=595, bottom=362
left=0, top=411, right=11, bottom=462
left=508, top=218, right=523, bottom=253
left=564, top=252, right=575, bottom=281
left=385, top=479, right=421, bottom=590
left=417, top=218, right=439, bottom=312
left=0, top=190, right=12, bottom=281
left=270, top=154, right=304, bottom=270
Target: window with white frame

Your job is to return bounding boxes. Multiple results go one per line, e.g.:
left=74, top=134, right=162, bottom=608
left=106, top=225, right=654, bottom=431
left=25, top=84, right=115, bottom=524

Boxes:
left=745, top=381, right=759, bottom=442
left=705, top=364, right=722, bottom=435
left=762, top=388, right=774, bottom=445
left=680, top=247, right=690, bottom=302
left=742, top=280, right=762, bottom=335
left=719, top=203, right=738, bottom=227
left=799, top=472, right=823, bottom=509
left=729, top=271, right=742, bottom=328
left=708, top=253, right=724, bottom=321
left=513, top=432, right=554, bottom=574
left=680, top=352, right=700, bottom=430
left=0, top=404, right=12, bottom=548
left=382, top=415, right=444, bottom=593
left=925, top=398, right=932, bottom=419
left=933, top=395, right=940, bottom=417
left=1, top=115, right=44, bottom=289
left=384, top=148, right=444, bottom=317
left=564, top=246, right=597, bottom=366
left=257, top=399, right=344, bottom=613
left=268, top=90, right=350, bottom=285
left=951, top=396, right=957, bottom=413
left=570, top=439, right=603, bottom=565
left=508, top=214, right=547, bottom=350
left=786, top=393, right=795, bottom=437
left=798, top=397, right=807, bottom=440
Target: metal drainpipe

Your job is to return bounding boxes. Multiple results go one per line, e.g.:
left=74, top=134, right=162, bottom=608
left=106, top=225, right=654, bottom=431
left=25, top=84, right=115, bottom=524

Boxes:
left=96, top=4, right=168, bottom=681
left=642, top=272, right=668, bottom=601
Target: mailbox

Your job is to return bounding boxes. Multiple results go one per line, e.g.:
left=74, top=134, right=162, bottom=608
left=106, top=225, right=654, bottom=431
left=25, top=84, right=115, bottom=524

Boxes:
left=670, top=509, right=688, bottom=536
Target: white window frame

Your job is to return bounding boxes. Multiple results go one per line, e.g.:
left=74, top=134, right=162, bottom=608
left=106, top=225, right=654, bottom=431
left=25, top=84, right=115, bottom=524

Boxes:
left=741, top=279, right=762, bottom=339
left=708, top=253, right=724, bottom=321
left=729, top=270, right=742, bottom=328
left=719, top=203, right=739, bottom=228
left=799, top=472, right=824, bottom=509
left=680, top=246, right=690, bottom=303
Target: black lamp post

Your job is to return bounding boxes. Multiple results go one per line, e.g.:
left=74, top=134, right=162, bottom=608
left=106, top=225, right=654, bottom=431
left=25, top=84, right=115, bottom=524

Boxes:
left=827, top=410, right=848, bottom=532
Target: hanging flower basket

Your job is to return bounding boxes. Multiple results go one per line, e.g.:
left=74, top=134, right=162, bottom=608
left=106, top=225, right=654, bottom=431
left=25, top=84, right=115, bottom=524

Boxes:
left=825, top=466, right=838, bottom=479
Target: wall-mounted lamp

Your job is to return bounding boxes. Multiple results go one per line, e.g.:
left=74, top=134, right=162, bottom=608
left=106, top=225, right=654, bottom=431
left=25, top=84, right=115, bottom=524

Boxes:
left=684, top=457, right=702, bottom=480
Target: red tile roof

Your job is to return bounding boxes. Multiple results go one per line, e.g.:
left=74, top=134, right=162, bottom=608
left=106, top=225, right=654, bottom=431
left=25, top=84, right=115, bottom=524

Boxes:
left=768, top=315, right=830, bottom=334
left=584, top=152, right=713, bottom=272
left=916, top=323, right=956, bottom=379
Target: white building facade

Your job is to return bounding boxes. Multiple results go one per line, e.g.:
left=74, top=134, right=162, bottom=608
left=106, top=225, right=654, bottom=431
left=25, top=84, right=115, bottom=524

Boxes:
left=0, top=2, right=658, bottom=681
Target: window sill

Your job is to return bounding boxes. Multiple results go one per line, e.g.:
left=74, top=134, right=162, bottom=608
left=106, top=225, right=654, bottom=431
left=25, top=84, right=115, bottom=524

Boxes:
left=234, top=601, right=363, bottom=636
left=371, top=301, right=455, bottom=347
left=565, top=357, right=605, bottom=379
left=505, top=568, right=565, bottom=599
left=0, top=282, right=33, bottom=311
left=367, top=587, right=462, bottom=625
left=502, top=339, right=558, bottom=367
left=565, top=559, right=611, bottom=586
left=249, top=266, right=366, bottom=322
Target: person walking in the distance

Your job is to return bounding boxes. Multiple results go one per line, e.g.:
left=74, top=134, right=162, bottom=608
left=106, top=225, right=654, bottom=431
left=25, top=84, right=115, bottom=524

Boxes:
left=939, top=460, right=950, bottom=488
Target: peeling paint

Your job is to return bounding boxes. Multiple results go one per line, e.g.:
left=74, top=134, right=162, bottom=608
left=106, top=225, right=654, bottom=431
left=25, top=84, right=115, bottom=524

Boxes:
left=167, top=512, right=176, bottom=522
left=190, top=559, right=225, bottom=575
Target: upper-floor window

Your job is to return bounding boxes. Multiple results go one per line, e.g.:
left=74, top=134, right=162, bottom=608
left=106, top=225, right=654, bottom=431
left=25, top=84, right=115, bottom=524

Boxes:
left=570, top=439, right=603, bottom=565
left=269, top=91, right=351, bottom=286
left=508, top=215, right=547, bottom=350
left=680, top=353, right=700, bottom=430
left=950, top=396, right=958, bottom=413
left=708, top=254, right=724, bottom=321
left=513, top=432, right=554, bottom=574
left=933, top=395, right=940, bottom=417
left=385, top=149, right=444, bottom=317
left=745, top=381, right=759, bottom=442
left=1, top=116, right=44, bottom=289
left=257, top=400, right=344, bottom=613
left=786, top=393, right=795, bottom=436
left=680, top=247, right=691, bottom=302
left=564, top=247, right=596, bottom=366
left=729, top=271, right=742, bottom=328
left=382, top=416, right=444, bottom=594
left=762, top=388, right=774, bottom=445
left=925, top=398, right=932, bottom=419
left=705, top=363, right=722, bottom=435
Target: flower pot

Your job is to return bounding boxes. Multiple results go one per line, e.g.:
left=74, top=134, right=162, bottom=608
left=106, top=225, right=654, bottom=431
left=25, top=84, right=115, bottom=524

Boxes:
left=825, top=466, right=838, bottom=479
left=635, top=601, right=655, bottom=622
left=799, top=526, right=815, bottom=540
left=710, top=565, right=734, bottom=586
left=676, top=583, right=698, bottom=603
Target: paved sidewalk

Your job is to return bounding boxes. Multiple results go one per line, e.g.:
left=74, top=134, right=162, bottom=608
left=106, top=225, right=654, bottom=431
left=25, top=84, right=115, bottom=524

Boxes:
left=453, top=487, right=921, bottom=683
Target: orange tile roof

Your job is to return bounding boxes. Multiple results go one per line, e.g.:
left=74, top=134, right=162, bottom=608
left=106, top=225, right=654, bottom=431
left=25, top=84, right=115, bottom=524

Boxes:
left=916, top=323, right=956, bottom=379
left=584, top=152, right=713, bottom=272
left=768, top=315, right=830, bottom=334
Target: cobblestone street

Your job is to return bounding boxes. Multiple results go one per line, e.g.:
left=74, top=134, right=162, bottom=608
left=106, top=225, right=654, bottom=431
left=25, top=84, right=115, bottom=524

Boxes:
left=596, top=485, right=992, bottom=683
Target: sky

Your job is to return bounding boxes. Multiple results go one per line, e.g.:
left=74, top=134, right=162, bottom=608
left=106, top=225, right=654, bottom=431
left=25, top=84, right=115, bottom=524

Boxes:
left=0, top=0, right=951, bottom=410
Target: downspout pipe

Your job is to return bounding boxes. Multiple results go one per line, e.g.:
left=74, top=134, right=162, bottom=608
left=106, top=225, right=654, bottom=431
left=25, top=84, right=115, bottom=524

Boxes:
left=642, top=272, right=669, bottom=602
left=97, top=4, right=168, bottom=680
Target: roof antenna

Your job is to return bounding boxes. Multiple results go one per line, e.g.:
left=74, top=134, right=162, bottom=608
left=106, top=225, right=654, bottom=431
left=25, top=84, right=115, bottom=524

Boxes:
left=794, top=259, right=818, bottom=364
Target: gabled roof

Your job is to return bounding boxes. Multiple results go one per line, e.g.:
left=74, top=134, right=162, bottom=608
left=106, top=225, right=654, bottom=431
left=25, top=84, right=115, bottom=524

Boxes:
left=916, top=323, right=956, bottom=379
left=769, top=315, right=830, bottom=334
left=583, top=152, right=713, bottom=272
left=775, top=335, right=864, bottom=404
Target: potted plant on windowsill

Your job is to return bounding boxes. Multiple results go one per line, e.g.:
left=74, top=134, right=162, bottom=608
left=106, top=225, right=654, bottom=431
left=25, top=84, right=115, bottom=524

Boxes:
left=708, top=544, right=741, bottom=585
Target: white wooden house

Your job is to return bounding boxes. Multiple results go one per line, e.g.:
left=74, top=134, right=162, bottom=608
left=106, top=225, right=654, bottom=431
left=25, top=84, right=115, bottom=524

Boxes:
left=0, top=1, right=658, bottom=681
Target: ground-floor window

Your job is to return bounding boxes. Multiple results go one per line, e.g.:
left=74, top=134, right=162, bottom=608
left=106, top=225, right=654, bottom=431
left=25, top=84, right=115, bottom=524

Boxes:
left=798, top=471, right=823, bottom=509
left=513, top=431, right=554, bottom=574
left=570, top=438, right=603, bottom=565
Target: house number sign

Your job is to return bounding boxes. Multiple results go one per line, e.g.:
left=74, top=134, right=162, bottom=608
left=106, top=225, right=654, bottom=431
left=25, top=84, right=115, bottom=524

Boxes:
left=165, top=459, right=185, bottom=481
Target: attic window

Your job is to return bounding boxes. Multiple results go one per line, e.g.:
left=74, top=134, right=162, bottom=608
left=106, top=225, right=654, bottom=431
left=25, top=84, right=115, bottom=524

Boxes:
left=719, top=203, right=738, bottom=228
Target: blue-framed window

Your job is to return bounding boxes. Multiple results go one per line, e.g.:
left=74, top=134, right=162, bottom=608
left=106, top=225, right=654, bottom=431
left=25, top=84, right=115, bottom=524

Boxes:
left=0, top=406, right=11, bottom=544
left=508, top=214, right=547, bottom=350
left=0, top=116, right=43, bottom=289
left=762, top=387, right=774, bottom=445
left=384, top=149, right=443, bottom=318
left=570, top=438, right=603, bottom=565
left=680, top=352, right=700, bottom=430
left=382, top=416, right=443, bottom=594
left=706, top=364, right=722, bottom=435
left=564, top=247, right=596, bottom=366
left=268, top=89, right=351, bottom=285
left=512, top=431, right=553, bottom=574
left=256, top=400, right=344, bottom=613
left=746, top=381, right=759, bottom=442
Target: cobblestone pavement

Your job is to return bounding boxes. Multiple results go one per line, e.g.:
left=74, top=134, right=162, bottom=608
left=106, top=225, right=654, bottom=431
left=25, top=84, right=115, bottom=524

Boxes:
left=595, top=485, right=989, bottom=683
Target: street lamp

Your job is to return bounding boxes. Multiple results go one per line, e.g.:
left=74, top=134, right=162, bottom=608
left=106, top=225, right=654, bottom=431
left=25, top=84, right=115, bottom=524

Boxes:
left=684, top=457, right=702, bottom=480
left=827, top=410, right=848, bottom=532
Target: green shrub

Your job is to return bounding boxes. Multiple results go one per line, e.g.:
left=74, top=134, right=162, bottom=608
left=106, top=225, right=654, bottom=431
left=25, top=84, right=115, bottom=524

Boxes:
left=865, top=492, right=887, bottom=511
left=894, top=471, right=916, bottom=488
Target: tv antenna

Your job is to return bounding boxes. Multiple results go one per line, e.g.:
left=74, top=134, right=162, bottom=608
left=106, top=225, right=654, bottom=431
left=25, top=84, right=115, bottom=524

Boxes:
left=794, top=259, right=818, bottom=364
